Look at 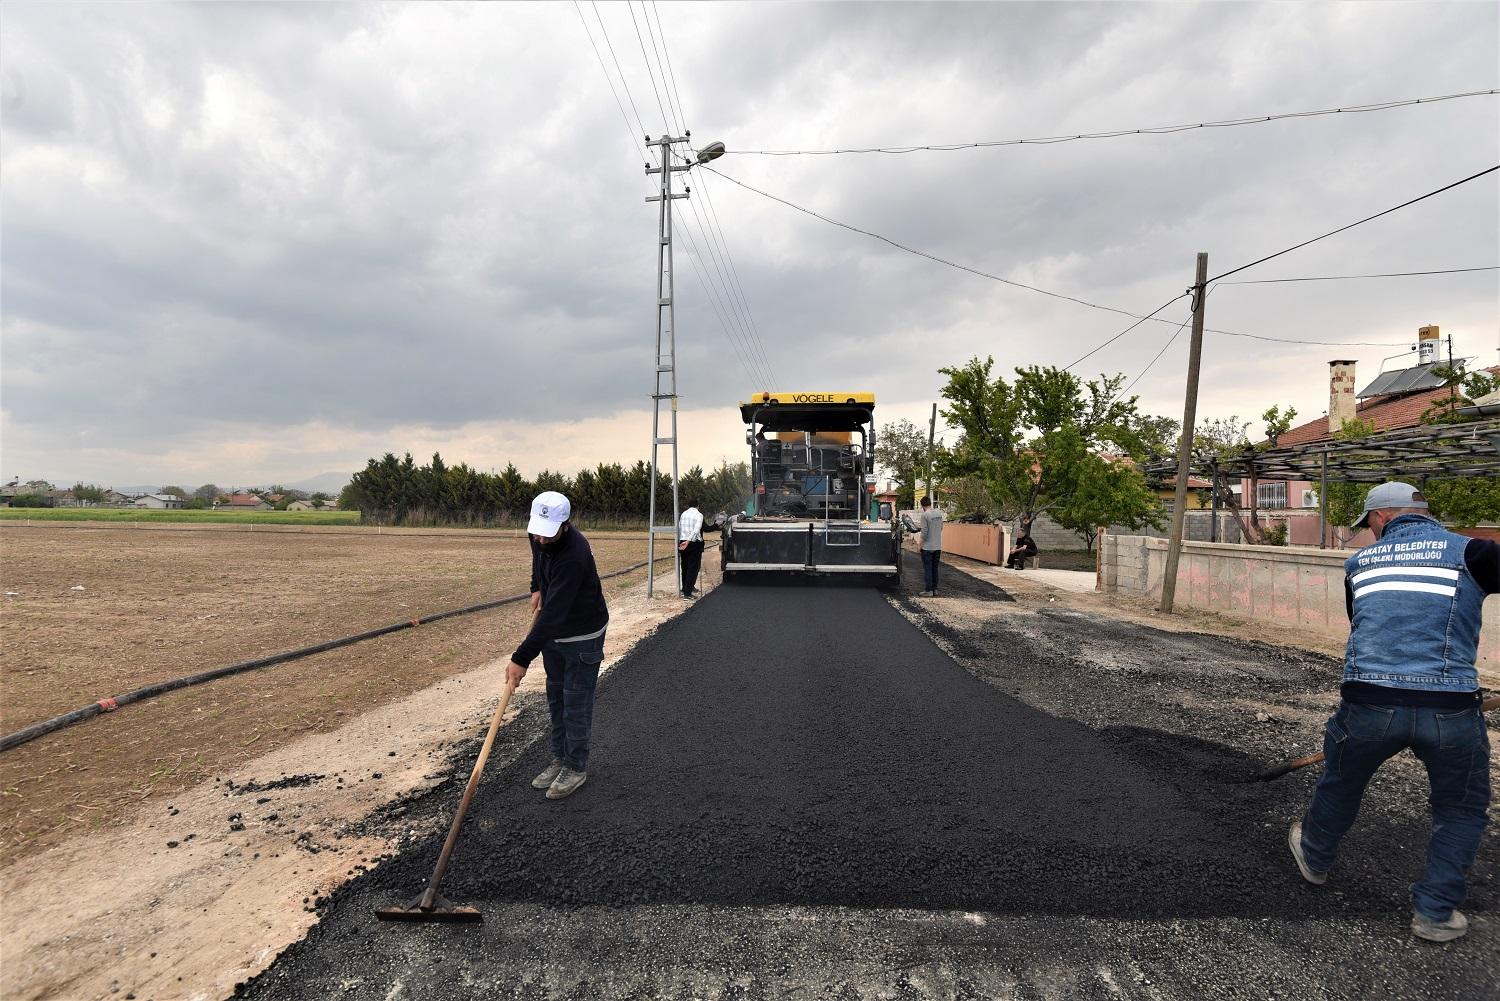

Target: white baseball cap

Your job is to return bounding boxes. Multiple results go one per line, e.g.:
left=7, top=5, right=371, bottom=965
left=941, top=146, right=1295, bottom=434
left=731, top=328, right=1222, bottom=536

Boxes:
left=527, top=491, right=571, bottom=537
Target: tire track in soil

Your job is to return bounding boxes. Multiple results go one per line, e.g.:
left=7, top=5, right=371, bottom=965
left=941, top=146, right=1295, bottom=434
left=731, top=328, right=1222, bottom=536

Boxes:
left=242, top=577, right=1490, bottom=1000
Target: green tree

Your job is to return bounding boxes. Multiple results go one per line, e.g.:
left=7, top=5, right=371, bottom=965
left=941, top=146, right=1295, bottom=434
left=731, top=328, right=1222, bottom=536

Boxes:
left=1050, top=455, right=1165, bottom=551
left=1260, top=405, right=1298, bottom=445
left=873, top=419, right=932, bottom=507
left=159, top=485, right=188, bottom=499
left=938, top=359, right=1155, bottom=538
left=193, top=483, right=222, bottom=502
left=70, top=483, right=107, bottom=504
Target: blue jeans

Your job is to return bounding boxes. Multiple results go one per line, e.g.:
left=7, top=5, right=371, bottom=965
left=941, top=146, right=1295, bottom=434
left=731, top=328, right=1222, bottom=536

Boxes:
left=920, top=549, right=941, bottom=592
left=541, top=631, right=605, bottom=772
left=1300, top=701, right=1491, bottom=920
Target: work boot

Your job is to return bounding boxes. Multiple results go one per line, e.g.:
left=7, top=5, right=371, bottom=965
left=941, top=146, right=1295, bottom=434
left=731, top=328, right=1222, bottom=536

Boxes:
left=1287, top=822, right=1327, bottom=885
left=1412, top=909, right=1468, bottom=943
left=546, top=767, right=588, bottom=800
left=918, top=590, right=935, bottom=597
left=531, top=759, right=564, bottom=790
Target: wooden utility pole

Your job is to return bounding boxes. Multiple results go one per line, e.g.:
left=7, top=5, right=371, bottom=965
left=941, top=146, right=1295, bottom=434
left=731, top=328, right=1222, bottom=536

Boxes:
left=1160, top=252, right=1208, bottom=613
left=927, top=403, right=938, bottom=505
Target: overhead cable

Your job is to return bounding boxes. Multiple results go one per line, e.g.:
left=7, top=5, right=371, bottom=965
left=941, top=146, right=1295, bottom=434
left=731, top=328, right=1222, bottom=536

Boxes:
left=721, top=89, right=1499, bottom=156
left=1207, top=164, right=1500, bottom=284
left=1219, top=266, right=1498, bottom=285
left=1124, top=311, right=1194, bottom=394
left=640, top=3, right=780, bottom=386
left=702, top=165, right=1411, bottom=349
left=1064, top=295, right=1189, bottom=372
left=574, top=2, right=773, bottom=389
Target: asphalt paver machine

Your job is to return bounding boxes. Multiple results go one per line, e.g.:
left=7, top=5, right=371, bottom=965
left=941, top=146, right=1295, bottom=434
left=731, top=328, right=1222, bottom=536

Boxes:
left=721, top=392, right=903, bottom=585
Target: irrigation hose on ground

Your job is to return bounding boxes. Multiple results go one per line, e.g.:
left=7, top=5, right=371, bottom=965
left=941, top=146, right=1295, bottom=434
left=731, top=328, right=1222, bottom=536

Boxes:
left=0, top=545, right=712, bottom=754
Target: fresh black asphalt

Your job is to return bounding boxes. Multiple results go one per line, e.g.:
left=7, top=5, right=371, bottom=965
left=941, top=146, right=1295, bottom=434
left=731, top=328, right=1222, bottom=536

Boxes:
left=241, top=568, right=1496, bottom=1000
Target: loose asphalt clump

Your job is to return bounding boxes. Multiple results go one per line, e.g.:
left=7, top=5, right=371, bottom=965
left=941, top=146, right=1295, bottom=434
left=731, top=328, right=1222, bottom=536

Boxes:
left=241, top=573, right=1495, bottom=1000
left=228, top=774, right=326, bottom=795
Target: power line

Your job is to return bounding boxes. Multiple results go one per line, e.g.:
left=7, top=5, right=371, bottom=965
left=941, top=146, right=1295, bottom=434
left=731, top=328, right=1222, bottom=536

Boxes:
left=1064, top=295, right=1188, bottom=372
left=721, top=89, right=1499, bottom=156
left=702, top=165, right=1414, bottom=350
left=640, top=4, right=780, bottom=386
left=1124, top=311, right=1193, bottom=394
left=572, top=2, right=648, bottom=163
left=573, top=2, right=772, bottom=391
left=1219, top=266, right=1498, bottom=285
left=1207, top=164, right=1500, bottom=283
left=626, top=2, right=674, bottom=134
left=649, top=2, right=690, bottom=135
left=589, top=1, right=649, bottom=141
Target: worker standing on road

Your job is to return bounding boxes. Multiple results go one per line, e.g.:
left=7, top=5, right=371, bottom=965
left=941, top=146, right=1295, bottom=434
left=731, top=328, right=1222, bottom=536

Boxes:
left=505, top=491, right=609, bottom=801
left=917, top=496, right=944, bottom=597
left=678, top=497, right=705, bottom=600
left=1288, top=482, right=1497, bottom=943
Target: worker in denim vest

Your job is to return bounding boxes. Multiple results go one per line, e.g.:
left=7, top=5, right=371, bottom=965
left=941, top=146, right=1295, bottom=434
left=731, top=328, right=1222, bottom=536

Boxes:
left=1288, top=482, right=1497, bottom=942
left=505, top=491, right=609, bottom=801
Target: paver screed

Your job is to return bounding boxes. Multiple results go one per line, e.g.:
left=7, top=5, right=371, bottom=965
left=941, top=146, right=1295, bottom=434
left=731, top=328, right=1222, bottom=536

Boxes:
left=242, top=578, right=1488, bottom=999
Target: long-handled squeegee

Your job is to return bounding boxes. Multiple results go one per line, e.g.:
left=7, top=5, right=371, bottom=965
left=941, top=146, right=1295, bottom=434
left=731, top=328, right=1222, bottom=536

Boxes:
left=375, top=676, right=520, bottom=923
left=1243, top=694, right=1499, bottom=783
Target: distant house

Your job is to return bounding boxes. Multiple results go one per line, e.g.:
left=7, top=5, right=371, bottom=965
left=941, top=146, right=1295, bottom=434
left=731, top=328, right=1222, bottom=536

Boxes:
left=264, top=493, right=285, bottom=505
left=286, top=500, right=315, bottom=511
left=1242, top=326, right=1497, bottom=548
left=225, top=492, right=272, bottom=511
left=103, top=489, right=132, bottom=507
left=135, top=494, right=185, bottom=510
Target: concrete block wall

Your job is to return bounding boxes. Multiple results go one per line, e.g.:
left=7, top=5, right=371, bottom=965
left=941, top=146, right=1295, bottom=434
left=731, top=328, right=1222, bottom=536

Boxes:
left=1101, top=536, right=1500, bottom=683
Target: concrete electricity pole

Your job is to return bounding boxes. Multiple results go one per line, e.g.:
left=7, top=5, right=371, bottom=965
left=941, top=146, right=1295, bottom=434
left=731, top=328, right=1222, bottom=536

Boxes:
left=1160, top=252, right=1208, bottom=614
left=643, top=136, right=725, bottom=598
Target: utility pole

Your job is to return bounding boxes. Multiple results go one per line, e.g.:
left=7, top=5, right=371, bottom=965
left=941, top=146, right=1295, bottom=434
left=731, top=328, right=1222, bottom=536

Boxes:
left=927, top=403, right=938, bottom=506
left=645, top=134, right=692, bottom=598
left=1160, top=252, right=1208, bottom=614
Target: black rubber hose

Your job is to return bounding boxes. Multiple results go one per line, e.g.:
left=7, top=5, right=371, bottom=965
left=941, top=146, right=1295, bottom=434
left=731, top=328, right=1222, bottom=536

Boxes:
left=0, top=547, right=703, bottom=754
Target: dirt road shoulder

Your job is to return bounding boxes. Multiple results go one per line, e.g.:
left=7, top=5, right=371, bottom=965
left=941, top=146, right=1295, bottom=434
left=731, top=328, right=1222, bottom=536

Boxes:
left=0, top=563, right=715, bottom=1001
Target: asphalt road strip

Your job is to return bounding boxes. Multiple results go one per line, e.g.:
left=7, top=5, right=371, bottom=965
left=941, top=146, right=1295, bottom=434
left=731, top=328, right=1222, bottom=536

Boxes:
left=241, top=573, right=1496, bottom=1000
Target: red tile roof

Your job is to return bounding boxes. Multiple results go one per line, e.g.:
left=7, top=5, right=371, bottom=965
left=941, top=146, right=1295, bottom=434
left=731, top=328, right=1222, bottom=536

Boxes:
left=1274, top=367, right=1499, bottom=447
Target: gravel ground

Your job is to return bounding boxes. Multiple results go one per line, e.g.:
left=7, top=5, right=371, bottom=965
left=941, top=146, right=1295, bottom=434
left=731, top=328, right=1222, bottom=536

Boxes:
left=241, top=555, right=1496, bottom=1001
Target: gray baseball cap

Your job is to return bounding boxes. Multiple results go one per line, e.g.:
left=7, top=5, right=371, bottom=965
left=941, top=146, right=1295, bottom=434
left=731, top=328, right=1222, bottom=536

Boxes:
left=1351, top=481, right=1428, bottom=529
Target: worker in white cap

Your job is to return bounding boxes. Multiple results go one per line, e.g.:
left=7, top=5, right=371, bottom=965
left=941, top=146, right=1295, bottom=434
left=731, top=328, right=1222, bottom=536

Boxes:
left=1288, top=481, right=1497, bottom=942
left=504, top=491, right=609, bottom=800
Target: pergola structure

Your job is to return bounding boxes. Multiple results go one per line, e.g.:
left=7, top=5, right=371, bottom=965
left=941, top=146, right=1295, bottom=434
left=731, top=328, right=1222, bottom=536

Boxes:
left=1144, top=417, right=1500, bottom=545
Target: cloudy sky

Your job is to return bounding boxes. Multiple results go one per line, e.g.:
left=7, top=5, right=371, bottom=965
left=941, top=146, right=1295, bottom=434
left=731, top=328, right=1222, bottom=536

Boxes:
left=2, top=1, right=1496, bottom=490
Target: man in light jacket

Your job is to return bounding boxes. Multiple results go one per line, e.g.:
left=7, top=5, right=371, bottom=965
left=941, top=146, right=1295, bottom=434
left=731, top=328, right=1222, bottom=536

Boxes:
left=916, top=495, right=944, bottom=597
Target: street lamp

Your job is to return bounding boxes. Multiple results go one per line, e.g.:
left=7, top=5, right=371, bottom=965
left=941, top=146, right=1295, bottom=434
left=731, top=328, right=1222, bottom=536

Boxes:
left=694, top=141, right=726, bottom=165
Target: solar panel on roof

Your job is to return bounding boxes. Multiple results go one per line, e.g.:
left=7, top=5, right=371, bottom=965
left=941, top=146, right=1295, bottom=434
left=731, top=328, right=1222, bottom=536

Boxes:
left=1358, top=363, right=1445, bottom=399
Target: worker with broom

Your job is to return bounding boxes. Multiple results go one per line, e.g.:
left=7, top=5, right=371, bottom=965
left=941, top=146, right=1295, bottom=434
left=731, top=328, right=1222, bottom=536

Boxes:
left=504, top=490, right=608, bottom=801
left=1287, top=482, right=1497, bottom=943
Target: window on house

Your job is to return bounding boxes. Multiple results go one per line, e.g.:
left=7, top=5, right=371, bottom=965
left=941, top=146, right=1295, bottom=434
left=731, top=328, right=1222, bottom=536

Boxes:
left=1256, top=481, right=1288, bottom=510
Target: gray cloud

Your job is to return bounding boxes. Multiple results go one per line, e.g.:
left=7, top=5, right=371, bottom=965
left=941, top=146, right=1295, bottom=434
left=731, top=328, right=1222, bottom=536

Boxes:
left=2, top=1, right=1496, bottom=484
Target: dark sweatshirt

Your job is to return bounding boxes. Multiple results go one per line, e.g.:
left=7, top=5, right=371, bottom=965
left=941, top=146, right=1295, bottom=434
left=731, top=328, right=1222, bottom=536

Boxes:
left=511, top=526, right=609, bottom=667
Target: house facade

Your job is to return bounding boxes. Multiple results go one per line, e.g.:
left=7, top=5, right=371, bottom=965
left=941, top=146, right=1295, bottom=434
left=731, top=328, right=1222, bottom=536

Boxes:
left=1242, top=326, right=1496, bottom=548
left=135, top=494, right=185, bottom=509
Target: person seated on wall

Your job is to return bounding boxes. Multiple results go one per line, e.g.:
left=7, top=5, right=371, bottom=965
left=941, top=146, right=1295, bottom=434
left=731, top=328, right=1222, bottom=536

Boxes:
left=1007, top=534, right=1038, bottom=570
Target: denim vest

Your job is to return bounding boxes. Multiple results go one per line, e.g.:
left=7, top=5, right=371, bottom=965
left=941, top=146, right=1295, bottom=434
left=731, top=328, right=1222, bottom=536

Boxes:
left=1343, top=514, right=1484, bottom=691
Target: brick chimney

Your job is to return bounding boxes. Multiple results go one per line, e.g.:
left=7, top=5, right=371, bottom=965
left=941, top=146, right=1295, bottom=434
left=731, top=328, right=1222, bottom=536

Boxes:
left=1329, top=360, right=1358, bottom=435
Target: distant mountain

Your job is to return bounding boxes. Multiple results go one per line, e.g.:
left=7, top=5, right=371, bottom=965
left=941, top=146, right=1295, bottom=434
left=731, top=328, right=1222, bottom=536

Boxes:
left=284, top=471, right=353, bottom=496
